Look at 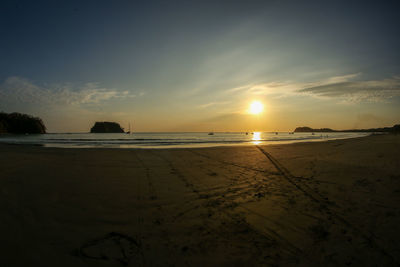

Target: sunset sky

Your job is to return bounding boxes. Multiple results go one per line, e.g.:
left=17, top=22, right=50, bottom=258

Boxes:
left=1, top=0, right=399, bottom=132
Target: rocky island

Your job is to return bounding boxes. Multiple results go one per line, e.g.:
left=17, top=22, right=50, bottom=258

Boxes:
left=0, top=112, right=46, bottom=134
left=90, top=122, right=124, bottom=133
left=294, top=126, right=335, bottom=133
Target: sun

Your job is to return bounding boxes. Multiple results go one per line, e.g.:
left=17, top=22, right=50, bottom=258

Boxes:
left=249, top=101, right=264, bottom=114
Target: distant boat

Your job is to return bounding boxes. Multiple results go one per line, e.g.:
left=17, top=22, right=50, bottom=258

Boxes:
left=275, top=132, right=278, bottom=135
left=208, top=132, right=214, bottom=135
left=126, top=123, right=131, bottom=134
left=245, top=132, right=248, bottom=135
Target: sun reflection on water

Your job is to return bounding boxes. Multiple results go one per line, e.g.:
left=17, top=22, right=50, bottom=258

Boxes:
left=252, top=132, right=261, bottom=145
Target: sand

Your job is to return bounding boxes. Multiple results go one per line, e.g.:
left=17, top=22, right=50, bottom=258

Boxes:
left=0, top=134, right=399, bottom=266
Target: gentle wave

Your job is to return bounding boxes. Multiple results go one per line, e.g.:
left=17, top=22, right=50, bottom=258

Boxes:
left=0, top=132, right=370, bottom=148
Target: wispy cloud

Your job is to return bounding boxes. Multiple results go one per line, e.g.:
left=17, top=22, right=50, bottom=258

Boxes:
left=0, top=76, right=136, bottom=108
left=197, top=101, right=230, bottom=109
left=225, top=73, right=400, bottom=102
left=298, top=76, right=400, bottom=102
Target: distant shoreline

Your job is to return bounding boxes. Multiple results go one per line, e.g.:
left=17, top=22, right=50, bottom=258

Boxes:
left=0, top=130, right=391, bottom=134
left=294, top=124, right=400, bottom=133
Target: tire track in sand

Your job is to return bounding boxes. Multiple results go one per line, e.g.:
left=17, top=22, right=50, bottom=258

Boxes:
left=256, top=145, right=399, bottom=265
left=151, top=150, right=305, bottom=259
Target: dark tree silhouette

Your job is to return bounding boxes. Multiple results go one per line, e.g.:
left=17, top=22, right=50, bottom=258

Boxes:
left=294, top=125, right=400, bottom=133
left=0, top=112, right=46, bottom=134
left=294, top=127, right=334, bottom=133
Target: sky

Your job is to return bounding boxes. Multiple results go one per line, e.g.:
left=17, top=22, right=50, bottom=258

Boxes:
left=1, top=0, right=399, bottom=132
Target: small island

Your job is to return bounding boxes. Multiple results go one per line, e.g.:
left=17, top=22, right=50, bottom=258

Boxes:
left=90, top=122, right=124, bottom=133
left=294, top=127, right=335, bottom=133
left=0, top=112, right=46, bottom=134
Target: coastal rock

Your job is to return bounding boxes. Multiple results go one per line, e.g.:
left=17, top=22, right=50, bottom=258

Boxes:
left=392, top=124, right=400, bottom=133
left=294, top=127, right=334, bottom=133
left=0, top=112, right=46, bottom=134
left=90, top=122, right=124, bottom=133
left=0, top=120, right=7, bottom=133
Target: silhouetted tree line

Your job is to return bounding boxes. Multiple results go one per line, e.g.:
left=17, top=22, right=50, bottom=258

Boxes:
left=294, top=125, right=400, bottom=133
left=0, top=112, right=46, bottom=134
left=294, top=127, right=335, bottom=132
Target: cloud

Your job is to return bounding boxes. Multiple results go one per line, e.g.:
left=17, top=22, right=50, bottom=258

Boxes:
left=224, top=73, right=400, bottom=102
left=0, top=76, right=136, bottom=108
left=298, top=76, right=400, bottom=102
left=197, top=101, right=230, bottom=109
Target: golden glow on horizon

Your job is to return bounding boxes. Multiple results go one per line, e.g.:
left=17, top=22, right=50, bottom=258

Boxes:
left=249, top=101, right=264, bottom=114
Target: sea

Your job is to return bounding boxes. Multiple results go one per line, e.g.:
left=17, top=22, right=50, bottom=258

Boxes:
left=0, top=132, right=371, bottom=149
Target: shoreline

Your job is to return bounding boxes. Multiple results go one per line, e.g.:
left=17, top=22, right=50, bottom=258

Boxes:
left=0, top=132, right=373, bottom=150
left=1, top=133, right=399, bottom=266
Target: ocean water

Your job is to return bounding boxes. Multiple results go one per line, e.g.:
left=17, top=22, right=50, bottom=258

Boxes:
left=0, top=132, right=370, bottom=148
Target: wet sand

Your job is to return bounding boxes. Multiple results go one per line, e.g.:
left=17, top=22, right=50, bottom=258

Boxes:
left=0, top=134, right=399, bottom=266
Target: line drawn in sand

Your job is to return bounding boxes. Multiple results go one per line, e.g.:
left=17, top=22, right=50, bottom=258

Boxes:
left=73, top=232, right=144, bottom=266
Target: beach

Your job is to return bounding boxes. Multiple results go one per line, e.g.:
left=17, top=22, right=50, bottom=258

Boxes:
left=1, top=134, right=399, bottom=266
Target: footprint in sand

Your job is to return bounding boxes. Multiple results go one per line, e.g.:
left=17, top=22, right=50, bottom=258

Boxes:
left=75, top=232, right=143, bottom=266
